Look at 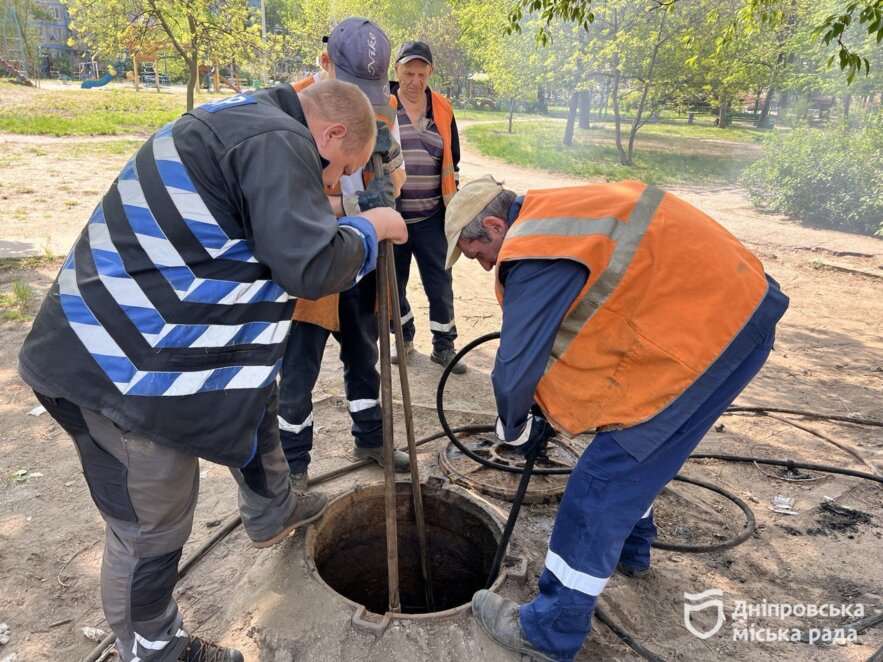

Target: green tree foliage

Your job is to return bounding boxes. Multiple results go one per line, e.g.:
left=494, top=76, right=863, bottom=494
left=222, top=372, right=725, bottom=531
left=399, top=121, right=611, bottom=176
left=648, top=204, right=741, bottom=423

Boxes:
left=66, top=0, right=265, bottom=109
left=741, top=120, right=883, bottom=236
left=457, top=0, right=548, bottom=130
left=507, top=0, right=883, bottom=82
left=2, top=0, right=52, bottom=80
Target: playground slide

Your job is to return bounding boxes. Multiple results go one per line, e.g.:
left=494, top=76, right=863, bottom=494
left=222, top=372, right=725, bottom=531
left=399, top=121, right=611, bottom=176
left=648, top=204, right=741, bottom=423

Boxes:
left=81, top=65, right=116, bottom=89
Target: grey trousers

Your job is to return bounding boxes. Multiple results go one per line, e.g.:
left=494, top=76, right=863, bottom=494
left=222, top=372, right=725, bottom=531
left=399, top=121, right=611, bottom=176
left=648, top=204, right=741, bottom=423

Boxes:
left=35, top=392, right=294, bottom=662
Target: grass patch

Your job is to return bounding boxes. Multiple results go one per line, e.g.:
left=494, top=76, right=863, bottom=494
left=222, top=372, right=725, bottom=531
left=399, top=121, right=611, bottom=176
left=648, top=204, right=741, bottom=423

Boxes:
left=0, top=82, right=187, bottom=136
left=0, top=255, right=64, bottom=271
left=454, top=108, right=529, bottom=122
left=0, top=279, right=35, bottom=321
left=463, top=120, right=764, bottom=185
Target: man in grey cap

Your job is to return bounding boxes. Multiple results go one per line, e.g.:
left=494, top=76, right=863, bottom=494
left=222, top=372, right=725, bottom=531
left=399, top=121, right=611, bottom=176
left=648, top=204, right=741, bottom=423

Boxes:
left=280, top=17, right=411, bottom=492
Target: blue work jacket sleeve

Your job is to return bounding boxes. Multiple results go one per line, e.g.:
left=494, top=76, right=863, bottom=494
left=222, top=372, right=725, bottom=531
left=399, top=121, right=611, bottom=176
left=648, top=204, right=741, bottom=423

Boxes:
left=493, top=258, right=589, bottom=441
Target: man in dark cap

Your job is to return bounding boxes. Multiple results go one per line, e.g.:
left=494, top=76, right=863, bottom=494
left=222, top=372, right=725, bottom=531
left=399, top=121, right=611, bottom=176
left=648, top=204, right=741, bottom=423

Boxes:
left=390, top=40, right=466, bottom=374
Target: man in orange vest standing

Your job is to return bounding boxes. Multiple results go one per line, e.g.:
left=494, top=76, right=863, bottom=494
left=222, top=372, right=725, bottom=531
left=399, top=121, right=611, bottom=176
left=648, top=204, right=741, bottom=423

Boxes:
left=390, top=41, right=466, bottom=373
left=280, top=18, right=411, bottom=491
left=444, top=176, right=789, bottom=662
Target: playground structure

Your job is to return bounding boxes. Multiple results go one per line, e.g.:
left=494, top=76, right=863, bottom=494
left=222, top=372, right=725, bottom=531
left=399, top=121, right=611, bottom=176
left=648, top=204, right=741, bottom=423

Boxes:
left=0, top=53, right=33, bottom=86
left=1, top=4, right=34, bottom=86
left=81, top=62, right=116, bottom=88
left=199, top=62, right=248, bottom=93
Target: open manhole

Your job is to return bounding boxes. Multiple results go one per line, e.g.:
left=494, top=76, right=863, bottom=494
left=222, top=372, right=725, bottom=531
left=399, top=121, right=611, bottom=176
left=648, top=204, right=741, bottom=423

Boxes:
left=307, top=480, right=525, bottom=628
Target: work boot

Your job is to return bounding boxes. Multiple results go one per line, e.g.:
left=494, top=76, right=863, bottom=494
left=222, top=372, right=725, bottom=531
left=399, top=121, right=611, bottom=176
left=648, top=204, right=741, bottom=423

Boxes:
left=250, top=490, right=328, bottom=548
left=471, top=590, right=559, bottom=662
left=354, top=446, right=411, bottom=472
left=431, top=347, right=467, bottom=374
left=391, top=339, right=414, bottom=365
left=178, top=635, right=244, bottom=662
left=616, top=561, right=650, bottom=579
left=289, top=470, right=309, bottom=492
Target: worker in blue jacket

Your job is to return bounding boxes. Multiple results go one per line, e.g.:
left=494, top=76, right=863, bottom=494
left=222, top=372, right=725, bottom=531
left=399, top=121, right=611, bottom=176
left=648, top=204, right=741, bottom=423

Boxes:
left=18, top=80, right=406, bottom=662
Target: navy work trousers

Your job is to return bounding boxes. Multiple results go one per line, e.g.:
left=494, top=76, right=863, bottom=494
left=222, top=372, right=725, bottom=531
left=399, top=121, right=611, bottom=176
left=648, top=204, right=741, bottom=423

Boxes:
left=392, top=208, right=458, bottom=351
left=518, top=326, right=778, bottom=661
left=278, top=273, right=381, bottom=475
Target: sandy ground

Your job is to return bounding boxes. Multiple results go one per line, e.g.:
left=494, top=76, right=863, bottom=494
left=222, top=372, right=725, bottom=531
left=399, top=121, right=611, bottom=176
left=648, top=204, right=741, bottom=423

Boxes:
left=0, top=121, right=881, bottom=662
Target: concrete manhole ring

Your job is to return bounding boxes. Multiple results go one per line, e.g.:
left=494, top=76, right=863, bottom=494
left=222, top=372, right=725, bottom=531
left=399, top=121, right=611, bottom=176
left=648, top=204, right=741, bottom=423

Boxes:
left=306, top=480, right=527, bottom=635
left=439, top=432, right=582, bottom=503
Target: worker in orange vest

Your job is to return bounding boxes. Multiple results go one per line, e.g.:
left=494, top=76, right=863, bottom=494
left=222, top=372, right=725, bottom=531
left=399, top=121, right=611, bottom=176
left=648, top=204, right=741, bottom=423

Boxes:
left=279, top=18, right=410, bottom=492
left=444, top=175, right=789, bottom=662
left=389, top=41, right=465, bottom=373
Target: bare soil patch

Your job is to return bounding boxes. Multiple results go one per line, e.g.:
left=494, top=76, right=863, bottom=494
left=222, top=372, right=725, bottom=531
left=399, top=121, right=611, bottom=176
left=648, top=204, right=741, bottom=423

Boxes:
left=0, top=128, right=880, bottom=661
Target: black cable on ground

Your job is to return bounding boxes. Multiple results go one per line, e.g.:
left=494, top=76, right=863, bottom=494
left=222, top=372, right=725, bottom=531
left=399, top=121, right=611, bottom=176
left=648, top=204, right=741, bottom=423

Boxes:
left=436, top=331, right=883, bottom=661
left=690, top=454, right=883, bottom=485
left=82, top=338, right=882, bottom=662
left=651, top=475, right=756, bottom=552
left=485, top=442, right=542, bottom=588
left=594, top=605, right=667, bottom=662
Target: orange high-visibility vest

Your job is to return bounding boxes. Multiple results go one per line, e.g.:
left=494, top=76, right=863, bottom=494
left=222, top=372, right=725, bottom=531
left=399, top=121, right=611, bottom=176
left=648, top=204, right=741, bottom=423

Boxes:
left=429, top=90, right=457, bottom=206
left=290, top=75, right=397, bottom=331
left=495, top=181, right=769, bottom=435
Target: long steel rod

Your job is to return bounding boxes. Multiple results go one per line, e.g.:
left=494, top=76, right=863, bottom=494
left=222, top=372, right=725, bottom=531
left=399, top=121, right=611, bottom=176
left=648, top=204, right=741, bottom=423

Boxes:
left=386, top=242, right=435, bottom=611
left=376, top=241, right=401, bottom=613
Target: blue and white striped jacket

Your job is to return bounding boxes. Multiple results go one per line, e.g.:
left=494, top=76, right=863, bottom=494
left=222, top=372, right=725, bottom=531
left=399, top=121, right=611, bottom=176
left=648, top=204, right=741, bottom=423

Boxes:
left=19, top=85, right=376, bottom=465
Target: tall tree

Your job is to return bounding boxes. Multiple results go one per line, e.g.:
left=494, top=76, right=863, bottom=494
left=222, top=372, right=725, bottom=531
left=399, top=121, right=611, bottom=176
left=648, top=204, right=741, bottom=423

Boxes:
left=505, top=0, right=883, bottom=82
left=67, top=0, right=264, bottom=109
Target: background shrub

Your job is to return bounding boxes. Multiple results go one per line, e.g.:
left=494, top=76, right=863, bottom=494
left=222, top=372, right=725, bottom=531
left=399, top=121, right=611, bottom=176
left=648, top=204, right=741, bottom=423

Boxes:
left=741, top=119, right=883, bottom=237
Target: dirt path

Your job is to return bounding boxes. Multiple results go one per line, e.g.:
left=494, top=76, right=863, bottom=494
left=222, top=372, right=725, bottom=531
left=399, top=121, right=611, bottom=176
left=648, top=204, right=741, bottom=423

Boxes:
left=0, top=131, right=880, bottom=662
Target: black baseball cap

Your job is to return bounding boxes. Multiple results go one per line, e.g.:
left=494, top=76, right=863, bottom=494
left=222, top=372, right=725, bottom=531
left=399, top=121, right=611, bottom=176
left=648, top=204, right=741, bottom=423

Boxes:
left=395, top=41, right=433, bottom=66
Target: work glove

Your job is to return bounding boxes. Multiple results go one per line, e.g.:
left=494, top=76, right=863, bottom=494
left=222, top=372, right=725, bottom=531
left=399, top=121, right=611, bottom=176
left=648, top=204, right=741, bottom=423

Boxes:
left=342, top=171, right=395, bottom=215
left=341, top=122, right=399, bottom=215
left=495, top=414, right=556, bottom=458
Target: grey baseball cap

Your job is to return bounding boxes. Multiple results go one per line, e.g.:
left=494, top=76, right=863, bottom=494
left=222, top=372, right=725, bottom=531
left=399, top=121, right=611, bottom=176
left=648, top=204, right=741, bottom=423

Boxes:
left=325, top=17, right=391, bottom=105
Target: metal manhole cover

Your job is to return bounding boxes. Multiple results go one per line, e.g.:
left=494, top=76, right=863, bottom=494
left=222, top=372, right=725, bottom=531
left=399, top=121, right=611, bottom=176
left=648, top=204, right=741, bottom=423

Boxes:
left=439, top=432, right=582, bottom=503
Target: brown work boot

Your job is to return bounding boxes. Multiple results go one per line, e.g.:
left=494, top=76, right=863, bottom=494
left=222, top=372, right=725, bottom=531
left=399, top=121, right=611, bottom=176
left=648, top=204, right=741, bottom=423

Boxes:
left=472, top=590, right=560, bottom=662
left=354, top=446, right=410, bottom=472
left=431, top=347, right=467, bottom=374
left=250, top=490, right=328, bottom=548
left=289, top=470, right=309, bottom=492
left=177, top=635, right=244, bottom=661
left=390, top=340, right=414, bottom=365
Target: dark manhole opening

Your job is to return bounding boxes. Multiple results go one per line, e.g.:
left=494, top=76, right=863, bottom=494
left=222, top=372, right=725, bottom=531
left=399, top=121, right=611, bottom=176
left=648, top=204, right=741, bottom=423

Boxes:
left=310, top=482, right=500, bottom=615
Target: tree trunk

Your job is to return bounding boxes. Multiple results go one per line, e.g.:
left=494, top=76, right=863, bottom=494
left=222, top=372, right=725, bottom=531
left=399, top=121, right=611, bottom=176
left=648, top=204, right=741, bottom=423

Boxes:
left=508, top=97, right=515, bottom=134
left=537, top=84, right=548, bottom=114
left=717, top=98, right=730, bottom=128
left=133, top=58, right=140, bottom=91
left=154, top=58, right=161, bottom=93
left=625, top=9, right=666, bottom=166
left=757, top=63, right=777, bottom=128
left=600, top=77, right=609, bottom=120
left=612, top=66, right=627, bottom=165
left=578, top=90, right=590, bottom=129
left=187, top=55, right=197, bottom=111
left=563, top=92, right=578, bottom=146
left=843, top=94, right=851, bottom=119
